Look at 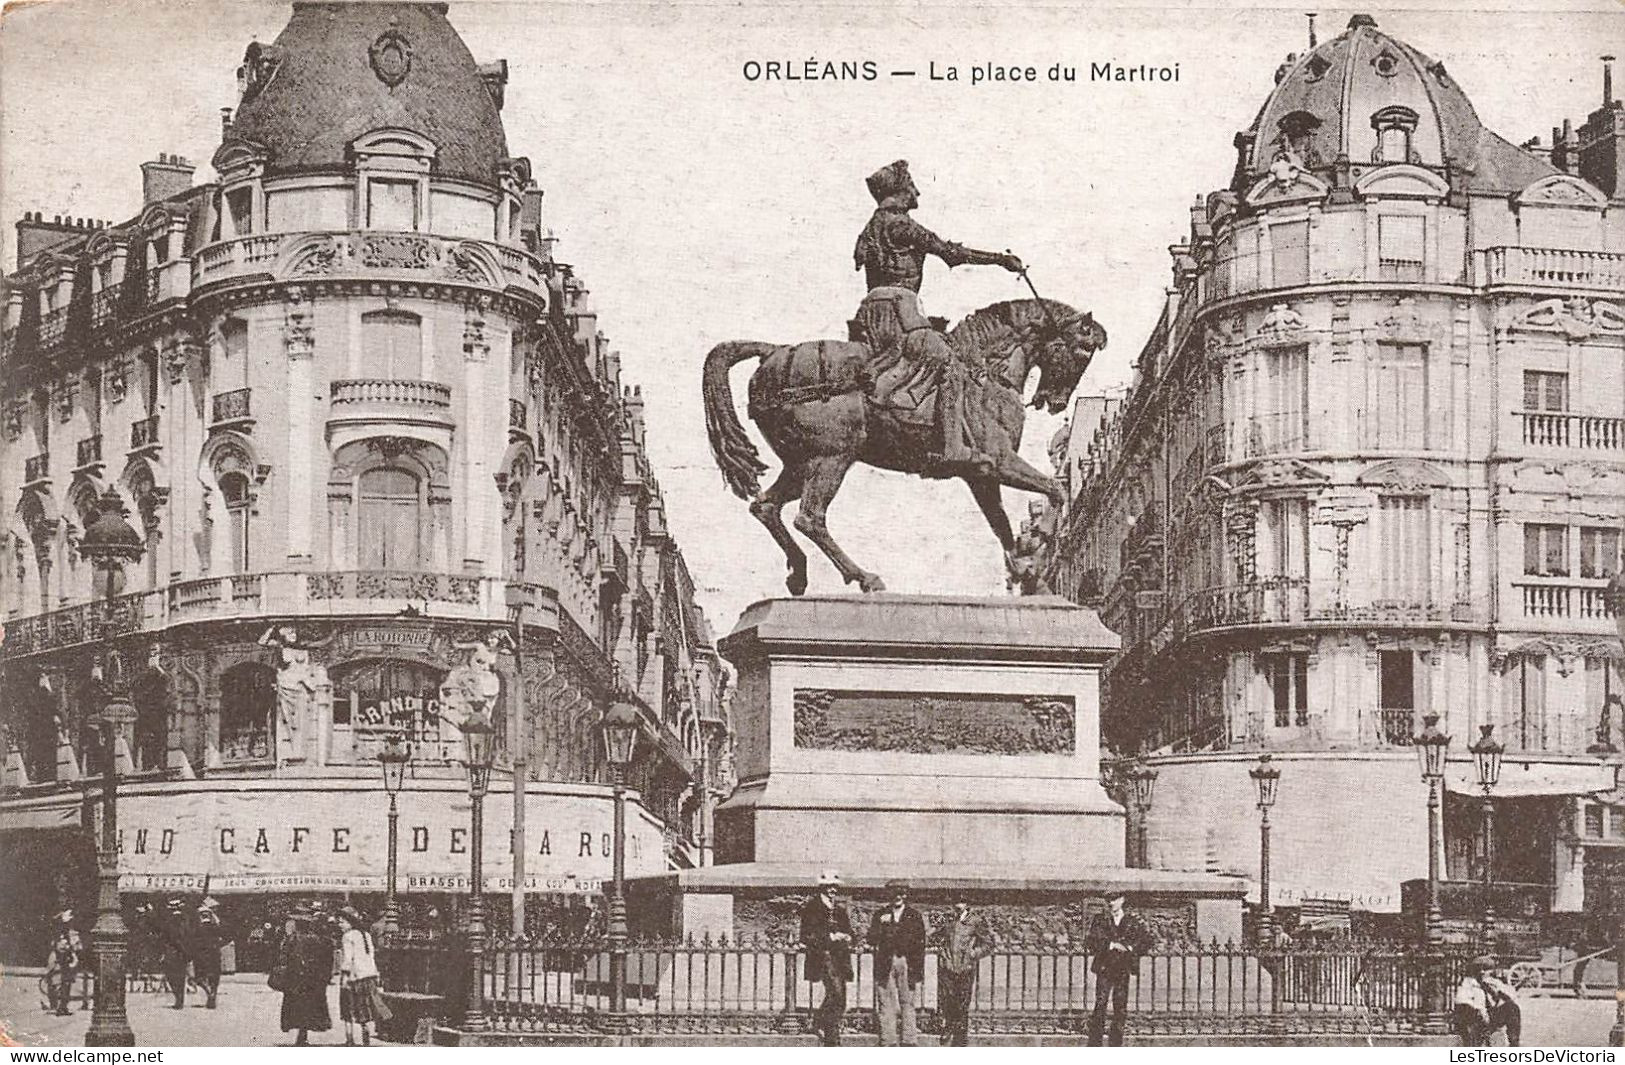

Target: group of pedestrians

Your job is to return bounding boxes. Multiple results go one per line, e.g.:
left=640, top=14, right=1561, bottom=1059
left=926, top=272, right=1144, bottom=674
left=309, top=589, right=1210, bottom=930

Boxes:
left=798, top=872, right=1150, bottom=1047
left=271, top=904, right=392, bottom=1046
left=43, top=897, right=227, bottom=1015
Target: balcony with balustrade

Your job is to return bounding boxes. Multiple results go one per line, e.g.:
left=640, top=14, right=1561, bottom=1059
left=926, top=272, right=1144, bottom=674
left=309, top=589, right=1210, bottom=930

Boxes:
left=328, top=379, right=453, bottom=428
left=211, top=387, right=253, bottom=429
left=1, top=570, right=527, bottom=658
left=1478, top=246, right=1625, bottom=291
left=190, top=230, right=555, bottom=306
left=1510, top=578, right=1619, bottom=632
left=1515, top=409, right=1625, bottom=453
left=130, top=414, right=160, bottom=452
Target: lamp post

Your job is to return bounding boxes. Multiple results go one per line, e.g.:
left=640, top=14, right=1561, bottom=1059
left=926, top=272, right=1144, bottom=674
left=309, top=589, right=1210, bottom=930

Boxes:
left=1127, top=759, right=1158, bottom=868
left=1413, top=712, right=1451, bottom=949
left=1249, top=754, right=1281, bottom=945
left=1468, top=724, right=1503, bottom=948
left=459, top=711, right=497, bottom=1032
left=601, top=699, right=641, bottom=1014
left=79, top=487, right=143, bottom=1048
left=378, top=734, right=411, bottom=936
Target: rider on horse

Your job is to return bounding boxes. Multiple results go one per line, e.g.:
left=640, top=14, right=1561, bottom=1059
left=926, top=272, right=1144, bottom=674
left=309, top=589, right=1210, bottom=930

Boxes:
left=851, top=160, right=1024, bottom=477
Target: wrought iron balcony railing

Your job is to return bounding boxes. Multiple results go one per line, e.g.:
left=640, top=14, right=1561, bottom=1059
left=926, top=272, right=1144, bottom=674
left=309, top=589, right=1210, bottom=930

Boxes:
left=24, top=453, right=50, bottom=484
left=211, top=387, right=252, bottom=425
left=130, top=415, right=160, bottom=450
left=75, top=434, right=103, bottom=468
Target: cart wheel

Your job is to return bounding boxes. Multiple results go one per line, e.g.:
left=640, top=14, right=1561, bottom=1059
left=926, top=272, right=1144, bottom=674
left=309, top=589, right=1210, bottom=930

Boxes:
left=1507, top=962, right=1544, bottom=990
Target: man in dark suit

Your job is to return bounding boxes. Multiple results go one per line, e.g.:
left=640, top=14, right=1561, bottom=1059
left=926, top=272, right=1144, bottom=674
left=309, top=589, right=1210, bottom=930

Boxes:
left=1086, top=891, right=1151, bottom=1046
left=799, top=870, right=854, bottom=1046
left=868, top=879, right=927, bottom=1046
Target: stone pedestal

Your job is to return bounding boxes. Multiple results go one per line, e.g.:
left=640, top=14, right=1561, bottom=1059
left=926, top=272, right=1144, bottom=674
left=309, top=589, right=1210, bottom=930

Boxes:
left=631, top=595, right=1245, bottom=942
left=715, top=594, right=1123, bottom=869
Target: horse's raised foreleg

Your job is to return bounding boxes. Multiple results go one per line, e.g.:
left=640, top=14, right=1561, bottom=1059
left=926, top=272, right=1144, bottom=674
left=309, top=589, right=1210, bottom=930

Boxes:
left=793, top=454, right=886, bottom=593
left=750, top=467, right=810, bottom=596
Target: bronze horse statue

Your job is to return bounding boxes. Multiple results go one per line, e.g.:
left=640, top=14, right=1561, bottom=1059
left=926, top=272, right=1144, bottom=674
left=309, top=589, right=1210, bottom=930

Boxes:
left=703, top=298, right=1107, bottom=594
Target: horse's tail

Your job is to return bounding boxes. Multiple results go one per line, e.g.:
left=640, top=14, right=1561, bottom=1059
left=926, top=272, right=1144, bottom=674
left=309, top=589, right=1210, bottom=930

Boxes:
left=703, top=341, right=774, bottom=500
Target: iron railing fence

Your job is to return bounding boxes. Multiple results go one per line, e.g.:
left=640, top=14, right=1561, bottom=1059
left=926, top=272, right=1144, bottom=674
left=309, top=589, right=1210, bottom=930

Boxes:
left=379, top=935, right=1463, bottom=1038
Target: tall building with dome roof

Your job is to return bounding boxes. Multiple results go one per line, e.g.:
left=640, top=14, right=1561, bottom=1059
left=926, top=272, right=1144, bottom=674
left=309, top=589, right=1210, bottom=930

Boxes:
left=0, top=1, right=733, bottom=961
left=1041, top=14, right=1624, bottom=931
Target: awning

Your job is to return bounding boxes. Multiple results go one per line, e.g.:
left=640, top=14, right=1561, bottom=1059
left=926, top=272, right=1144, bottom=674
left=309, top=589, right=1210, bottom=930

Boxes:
left=1446, top=761, right=1616, bottom=799
left=0, top=804, right=81, bottom=832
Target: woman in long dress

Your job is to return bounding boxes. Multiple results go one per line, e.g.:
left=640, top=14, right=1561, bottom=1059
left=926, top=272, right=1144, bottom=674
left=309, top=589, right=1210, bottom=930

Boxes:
left=336, top=907, right=391, bottom=1046
left=277, top=910, right=333, bottom=1045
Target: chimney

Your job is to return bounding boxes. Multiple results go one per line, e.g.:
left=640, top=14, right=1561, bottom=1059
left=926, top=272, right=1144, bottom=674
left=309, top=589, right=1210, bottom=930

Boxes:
left=1306, top=11, right=1318, bottom=48
left=220, top=108, right=234, bottom=136
left=1605, top=54, right=1616, bottom=109
left=141, top=153, right=196, bottom=205
left=14, top=210, right=87, bottom=268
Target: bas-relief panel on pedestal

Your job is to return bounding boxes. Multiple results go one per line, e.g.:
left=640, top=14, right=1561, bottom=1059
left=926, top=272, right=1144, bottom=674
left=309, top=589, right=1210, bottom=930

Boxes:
left=791, top=688, right=1075, bottom=755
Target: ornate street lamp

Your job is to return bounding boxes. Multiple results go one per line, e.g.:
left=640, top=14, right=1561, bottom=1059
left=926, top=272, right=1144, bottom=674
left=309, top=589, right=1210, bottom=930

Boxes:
left=1413, top=712, right=1451, bottom=950
left=1249, top=753, right=1281, bottom=945
left=601, top=699, right=641, bottom=1014
left=378, top=734, right=411, bottom=936
left=79, top=488, right=143, bottom=1048
left=1127, top=759, right=1158, bottom=868
left=1468, top=724, right=1503, bottom=947
left=459, top=711, right=497, bottom=1033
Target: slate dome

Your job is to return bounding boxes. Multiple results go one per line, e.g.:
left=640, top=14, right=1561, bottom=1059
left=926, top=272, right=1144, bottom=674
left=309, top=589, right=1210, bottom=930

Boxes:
left=1244, top=13, right=1556, bottom=192
left=226, top=2, right=508, bottom=185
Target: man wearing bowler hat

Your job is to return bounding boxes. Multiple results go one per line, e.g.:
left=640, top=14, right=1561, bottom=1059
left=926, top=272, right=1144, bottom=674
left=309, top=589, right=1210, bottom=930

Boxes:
left=1086, top=890, right=1151, bottom=1046
left=868, top=879, right=927, bottom=1046
left=936, top=894, right=991, bottom=1046
left=799, top=870, right=855, bottom=1045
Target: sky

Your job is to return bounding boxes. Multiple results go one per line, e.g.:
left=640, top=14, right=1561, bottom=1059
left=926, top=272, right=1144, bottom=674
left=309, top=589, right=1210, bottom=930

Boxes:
left=0, top=0, right=1618, bottom=634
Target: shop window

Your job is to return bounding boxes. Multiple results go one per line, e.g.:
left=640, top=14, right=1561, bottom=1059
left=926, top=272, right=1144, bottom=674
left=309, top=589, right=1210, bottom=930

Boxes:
left=1265, top=652, right=1309, bottom=727
left=1523, top=370, right=1568, bottom=412
left=219, top=663, right=274, bottom=762
left=332, top=659, right=461, bottom=762
left=1377, top=215, right=1425, bottom=282
left=1270, top=220, right=1310, bottom=287
left=1523, top=524, right=1568, bottom=577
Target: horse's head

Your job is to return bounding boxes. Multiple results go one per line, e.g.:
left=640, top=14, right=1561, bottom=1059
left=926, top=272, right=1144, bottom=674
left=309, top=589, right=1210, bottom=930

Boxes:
left=1017, top=303, right=1108, bottom=414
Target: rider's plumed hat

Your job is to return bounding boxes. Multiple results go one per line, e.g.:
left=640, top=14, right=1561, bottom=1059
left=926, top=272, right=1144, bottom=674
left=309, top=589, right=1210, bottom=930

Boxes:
left=865, top=160, right=913, bottom=204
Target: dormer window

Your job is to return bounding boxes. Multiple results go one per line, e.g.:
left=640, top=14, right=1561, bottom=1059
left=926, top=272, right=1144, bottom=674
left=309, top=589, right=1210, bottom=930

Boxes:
left=1277, top=111, right=1324, bottom=167
left=1370, top=106, right=1420, bottom=164
left=1372, top=48, right=1400, bottom=78
left=368, top=180, right=418, bottom=231
left=350, top=128, right=436, bottom=236
left=1304, top=54, right=1331, bottom=82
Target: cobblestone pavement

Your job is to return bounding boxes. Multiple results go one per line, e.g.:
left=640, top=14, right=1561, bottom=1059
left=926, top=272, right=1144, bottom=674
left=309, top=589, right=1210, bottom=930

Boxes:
left=0, top=969, right=1617, bottom=1047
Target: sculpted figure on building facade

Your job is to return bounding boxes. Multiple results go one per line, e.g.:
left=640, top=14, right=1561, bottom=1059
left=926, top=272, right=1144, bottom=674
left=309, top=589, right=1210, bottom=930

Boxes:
left=704, top=161, right=1108, bottom=595
left=441, top=631, right=508, bottom=726
left=260, top=624, right=333, bottom=766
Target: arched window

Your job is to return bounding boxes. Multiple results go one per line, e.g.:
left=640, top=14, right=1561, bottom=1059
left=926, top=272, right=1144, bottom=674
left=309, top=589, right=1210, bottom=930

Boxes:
left=360, top=310, right=421, bottom=379
left=358, top=467, right=422, bottom=570
left=219, top=663, right=275, bottom=762
left=221, top=471, right=251, bottom=574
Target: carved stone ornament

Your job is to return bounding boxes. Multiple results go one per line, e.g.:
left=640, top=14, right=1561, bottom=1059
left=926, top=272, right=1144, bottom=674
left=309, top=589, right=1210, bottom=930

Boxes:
left=1376, top=297, right=1427, bottom=338
left=1254, top=303, right=1305, bottom=341
left=284, top=302, right=315, bottom=359
left=1511, top=297, right=1624, bottom=341
left=106, top=361, right=129, bottom=405
left=368, top=28, right=413, bottom=88
left=55, top=379, right=77, bottom=423
left=368, top=436, right=423, bottom=463
left=2, top=401, right=24, bottom=441
left=791, top=688, right=1076, bottom=755
left=361, top=234, right=434, bottom=271
left=464, top=307, right=490, bottom=361
left=164, top=336, right=198, bottom=384
left=291, top=236, right=347, bottom=277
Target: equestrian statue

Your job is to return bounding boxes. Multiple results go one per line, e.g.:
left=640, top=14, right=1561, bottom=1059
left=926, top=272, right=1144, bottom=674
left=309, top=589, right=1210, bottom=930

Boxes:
left=703, top=159, right=1107, bottom=595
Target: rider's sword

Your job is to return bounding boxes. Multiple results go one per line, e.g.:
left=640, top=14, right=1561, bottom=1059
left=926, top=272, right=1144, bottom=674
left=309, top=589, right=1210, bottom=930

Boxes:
left=1009, top=252, right=1065, bottom=339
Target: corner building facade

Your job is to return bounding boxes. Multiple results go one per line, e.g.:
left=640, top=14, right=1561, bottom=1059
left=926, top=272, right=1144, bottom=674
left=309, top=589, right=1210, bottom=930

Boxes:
left=1041, top=17, right=1625, bottom=930
left=0, top=1, right=733, bottom=961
